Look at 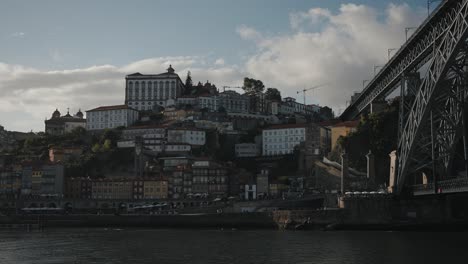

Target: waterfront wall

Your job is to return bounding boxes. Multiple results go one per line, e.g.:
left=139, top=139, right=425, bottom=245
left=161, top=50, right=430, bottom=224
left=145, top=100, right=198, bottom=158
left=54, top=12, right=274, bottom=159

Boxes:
left=0, top=213, right=277, bottom=229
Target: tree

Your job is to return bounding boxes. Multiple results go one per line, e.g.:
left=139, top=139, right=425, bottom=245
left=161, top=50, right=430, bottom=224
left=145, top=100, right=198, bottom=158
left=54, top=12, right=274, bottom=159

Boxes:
left=265, top=88, right=281, bottom=101
left=319, top=106, right=334, bottom=120
left=243, top=77, right=265, bottom=95
left=185, top=71, right=193, bottom=94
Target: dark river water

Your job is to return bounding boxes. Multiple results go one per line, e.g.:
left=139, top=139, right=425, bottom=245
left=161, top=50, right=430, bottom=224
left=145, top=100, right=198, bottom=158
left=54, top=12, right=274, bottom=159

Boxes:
left=0, top=228, right=466, bottom=264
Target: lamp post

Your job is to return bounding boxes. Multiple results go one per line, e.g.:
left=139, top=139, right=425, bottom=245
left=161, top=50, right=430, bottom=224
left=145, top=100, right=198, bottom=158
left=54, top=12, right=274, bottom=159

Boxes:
left=388, top=48, right=397, bottom=61
left=363, top=80, right=369, bottom=88
left=427, top=0, right=442, bottom=16
left=374, top=65, right=383, bottom=76
left=405, top=27, right=417, bottom=41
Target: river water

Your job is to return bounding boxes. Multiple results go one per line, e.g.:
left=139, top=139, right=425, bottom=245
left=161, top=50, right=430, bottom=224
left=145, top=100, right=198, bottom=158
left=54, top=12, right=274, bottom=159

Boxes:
left=0, top=228, right=465, bottom=264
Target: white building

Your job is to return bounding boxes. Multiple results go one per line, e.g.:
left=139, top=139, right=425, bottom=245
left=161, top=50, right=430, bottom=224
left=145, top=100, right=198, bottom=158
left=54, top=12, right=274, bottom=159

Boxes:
left=122, top=125, right=166, bottom=140
left=198, top=95, right=219, bottom=111
left=86, top=105, right=139, bottom=130
left=218, top=91, right=249, bottom=113
left=235, top=143, right=260, bottom=158
left=167, top=128, right=206, bottom=146
left=44, top=109, right=86, bottom=135
left=125, top=65, right=185, bottom=110
left=262, top=123, right=306, bottom=156
left=146, top=143, right=191, bottom=153
left=280, top=97, right=317, bottom=115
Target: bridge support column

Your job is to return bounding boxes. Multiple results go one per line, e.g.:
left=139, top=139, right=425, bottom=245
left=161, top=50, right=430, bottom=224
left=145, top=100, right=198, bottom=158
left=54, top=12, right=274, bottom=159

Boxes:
left=341, top=152, right=349, bottom=194
left=389, top=150, right=397, bottom=193
left=366, top=150, right=375, bottom=189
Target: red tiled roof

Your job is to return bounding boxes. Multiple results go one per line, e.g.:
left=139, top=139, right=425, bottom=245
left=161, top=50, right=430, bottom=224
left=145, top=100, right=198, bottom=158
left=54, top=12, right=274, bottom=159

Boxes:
left=333, top=120, right=360, bottom=128
left=125, top=124, right=167, bottom=130
left=168, top=127, right=204, bottom=131
left=263, top=123, right=307, bottom=130
left=86, top=105, right=137, bottom=112
left=318, top=119, right=341, bottom=127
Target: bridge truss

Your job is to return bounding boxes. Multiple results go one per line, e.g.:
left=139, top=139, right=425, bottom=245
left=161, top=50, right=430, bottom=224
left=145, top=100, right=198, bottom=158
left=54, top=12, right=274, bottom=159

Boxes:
left=341, top=0, right=468, bottom=194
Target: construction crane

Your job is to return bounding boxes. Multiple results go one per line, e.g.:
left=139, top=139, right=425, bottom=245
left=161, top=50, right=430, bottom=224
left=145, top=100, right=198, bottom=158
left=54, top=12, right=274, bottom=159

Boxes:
left=296, top=84, right=326, bottom=105
left=222, top=86, right=243, bottom=92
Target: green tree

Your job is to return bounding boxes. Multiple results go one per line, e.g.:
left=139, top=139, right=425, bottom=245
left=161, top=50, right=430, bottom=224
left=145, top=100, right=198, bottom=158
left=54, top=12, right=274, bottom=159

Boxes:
left=265, top=88, right=281, bottom=101
left=102, top=139, right=112, bottom=151
left=185, top=71, right=193, bottom=94
left=243, top=77, right=265, bottom=95
left=92, top=143, right=101, bottom=153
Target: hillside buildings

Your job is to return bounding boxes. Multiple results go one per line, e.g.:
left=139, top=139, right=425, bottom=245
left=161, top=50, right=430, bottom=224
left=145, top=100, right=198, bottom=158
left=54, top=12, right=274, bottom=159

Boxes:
left=125, top=65, right=185, bottom=110
left=86, top=105, right=139, bottom=130
left=44, top=109, right=86, bottom=135
left=262, top=123, right=307, bottom=156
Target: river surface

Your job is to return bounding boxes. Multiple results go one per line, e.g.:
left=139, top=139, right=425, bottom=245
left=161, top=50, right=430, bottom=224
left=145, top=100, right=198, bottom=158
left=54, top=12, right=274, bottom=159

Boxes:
left=0, top=228, right=466, bottom=264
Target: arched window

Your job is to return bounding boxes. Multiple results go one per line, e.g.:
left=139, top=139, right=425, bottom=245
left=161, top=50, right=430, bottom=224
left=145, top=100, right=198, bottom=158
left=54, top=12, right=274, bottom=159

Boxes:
left=171, top=81, right=176, bottom=98
left=148, top=82, right=153, bottom=98
left=135, top=82, right=140, bottom=99
left=128, top=82, right=133, bottom=100
left=165, top=81, right=170, bottom=99
left=154, top=82, right=158, bottom=99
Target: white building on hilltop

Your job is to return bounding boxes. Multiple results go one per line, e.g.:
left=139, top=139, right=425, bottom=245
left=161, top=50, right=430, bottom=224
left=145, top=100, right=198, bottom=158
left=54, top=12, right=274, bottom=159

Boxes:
left=125, top=65, right=185, bottom=111
left=262, top=123, right=306, bottom=156
left=86, top=105, right=139, bottom=130
left=167, top=128, right=206, bottom=146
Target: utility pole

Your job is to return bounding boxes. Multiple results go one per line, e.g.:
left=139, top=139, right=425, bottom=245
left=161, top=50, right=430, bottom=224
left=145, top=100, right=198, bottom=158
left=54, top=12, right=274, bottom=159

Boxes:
left=296, top=84, right=326, bottom=106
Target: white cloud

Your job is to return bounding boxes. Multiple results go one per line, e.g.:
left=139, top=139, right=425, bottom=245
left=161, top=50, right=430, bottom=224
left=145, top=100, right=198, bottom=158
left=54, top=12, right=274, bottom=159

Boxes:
left=239, top=3, right=425, bottom=114
left=11, top=32, right=25, bottom=38
left=236, top=25, right=262, bottom=42
left=0, top=57, right=245, bottom=132
left=0, top=3, right=426, bottom=131
left=214, top=58, right=225, bottom=66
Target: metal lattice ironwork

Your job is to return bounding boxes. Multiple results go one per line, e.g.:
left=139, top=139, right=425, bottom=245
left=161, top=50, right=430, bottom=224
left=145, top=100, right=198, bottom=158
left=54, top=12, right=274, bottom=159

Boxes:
left=341, top=0, right=463, bottom=120
left=396, top=0, right=468, bottom=192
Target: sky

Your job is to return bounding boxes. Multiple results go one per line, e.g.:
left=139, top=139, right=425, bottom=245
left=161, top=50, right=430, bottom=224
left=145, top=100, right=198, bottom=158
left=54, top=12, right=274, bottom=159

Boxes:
left=0, top=0, right=432, bottom=132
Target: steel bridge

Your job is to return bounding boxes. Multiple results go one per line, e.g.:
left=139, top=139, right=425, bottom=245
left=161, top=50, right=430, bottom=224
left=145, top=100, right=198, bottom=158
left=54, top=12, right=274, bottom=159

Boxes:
left=340, top=0, right=468, bottom=196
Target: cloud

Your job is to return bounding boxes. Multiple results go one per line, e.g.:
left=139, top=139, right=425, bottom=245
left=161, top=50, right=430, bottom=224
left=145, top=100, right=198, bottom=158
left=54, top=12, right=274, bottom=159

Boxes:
left=236, top=25, right=262, bottom=42
left=214, top=58, right=225, bottom=66
left=240, top=3, right=425, bottom=114
left=0, top=2, right=426, bottom=131
left=11, top=32, right=25, bottom=38
left=0, top=57, right=245, bottom=132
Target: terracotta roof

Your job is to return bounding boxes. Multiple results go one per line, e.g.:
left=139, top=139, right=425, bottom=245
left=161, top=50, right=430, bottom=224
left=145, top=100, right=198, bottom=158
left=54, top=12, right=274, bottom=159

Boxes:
left=263, top=123, right=307, bottom=130
left=318, top=119, right=341, bottom=127
left=125, top=124, right=168, bottom=130
left=333, top=120, right=360, bottom=128
left=86, top=105, right=137, bottom=112
left=168, top=127, right=204, bottom=131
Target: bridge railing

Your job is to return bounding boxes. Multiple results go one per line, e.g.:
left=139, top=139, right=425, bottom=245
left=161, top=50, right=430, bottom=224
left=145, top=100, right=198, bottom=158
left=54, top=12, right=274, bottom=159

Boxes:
left=413, top=177, right=468, bottom=195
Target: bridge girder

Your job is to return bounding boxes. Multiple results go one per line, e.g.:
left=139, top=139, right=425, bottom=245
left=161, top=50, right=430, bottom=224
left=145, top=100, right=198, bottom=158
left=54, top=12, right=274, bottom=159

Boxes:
left=396, top=0, right=468, bottom=193
left=341, top=0, right=463, bottom=120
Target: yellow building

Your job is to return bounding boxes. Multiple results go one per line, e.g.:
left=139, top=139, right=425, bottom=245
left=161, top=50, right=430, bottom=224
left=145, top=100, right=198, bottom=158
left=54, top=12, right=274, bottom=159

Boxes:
left=143, top=180, right=168, bottom=199
left=331, top=120, right=359, bottom=150
left=92, top=179, right=133, bottom=200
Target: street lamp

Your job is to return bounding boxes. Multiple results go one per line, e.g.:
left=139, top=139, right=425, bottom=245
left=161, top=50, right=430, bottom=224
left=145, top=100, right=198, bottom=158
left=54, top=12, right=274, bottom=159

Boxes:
left=363, top=80, right=369, bottom=88
left=388, top=48, right=397, bottom=61
left=427, top=0, right=442, bottom=16
left=374, top=65, right=383, bottom=76
left=405, top=27, right=417, bottom=41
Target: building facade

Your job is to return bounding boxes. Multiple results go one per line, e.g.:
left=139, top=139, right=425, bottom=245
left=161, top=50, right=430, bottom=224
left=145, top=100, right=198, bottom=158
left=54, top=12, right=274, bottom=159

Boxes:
left=331, top=120, right=359, bottom=150
left=125, top=65, right=185, bottom=110
left=234, top=143, right=260, bottom=158
left=167, top=128, right=206, bottom=146
left=262, top=124, right=307, bottom=156
left=86, top=105, right=139, bottom=130
left=44, top=109, right=86, bottom=135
